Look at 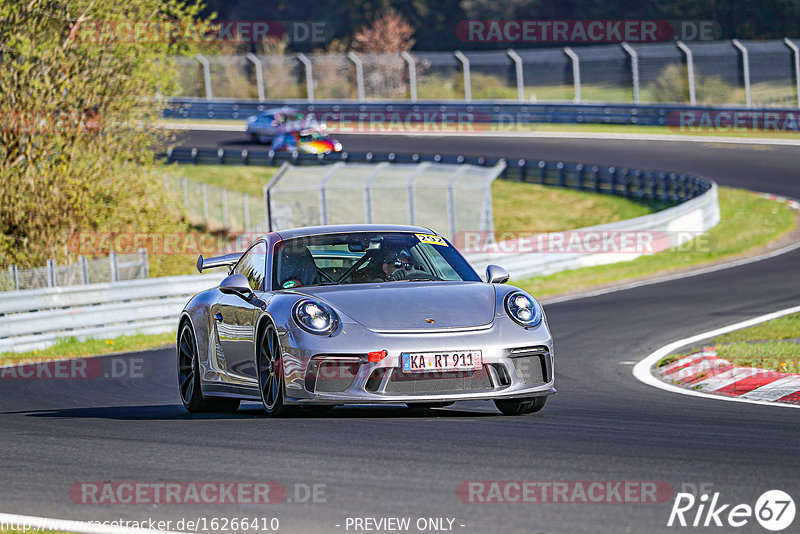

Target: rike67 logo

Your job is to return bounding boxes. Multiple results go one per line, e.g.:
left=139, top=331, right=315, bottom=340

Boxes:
left=668, top=489, right=795, bottom=531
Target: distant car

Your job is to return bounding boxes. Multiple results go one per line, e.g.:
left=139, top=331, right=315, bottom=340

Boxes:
left=178, top=224, right=555, bottom=417
left=246, top=107, right=313, bottom=144
left=272, top=129, right=343, bottom=154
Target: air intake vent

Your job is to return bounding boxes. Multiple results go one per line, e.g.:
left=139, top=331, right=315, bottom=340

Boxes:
left=384, top=367, right=493, bottom=394
left=510, top=352, right=547, bottom=385
left=305, top=357, right=361, bottom=393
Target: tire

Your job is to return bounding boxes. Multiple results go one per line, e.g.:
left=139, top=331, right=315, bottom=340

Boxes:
left=494, top=396, right=547, bottom=416
left=177, top=323, right=240, bottom=413
left=258, top=322, right=295, bottom=417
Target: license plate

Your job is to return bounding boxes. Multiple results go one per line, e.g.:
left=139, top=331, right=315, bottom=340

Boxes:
left=400, top=351, right=482, bottom=373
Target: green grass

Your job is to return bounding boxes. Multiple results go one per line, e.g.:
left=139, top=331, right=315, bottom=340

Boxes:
left=165, top=162, right=277, bottom=197
left=661, top=313, right=800, bottom=373
left=715, top=312, right=800, bottom=343
left=491, top=180, right=663, bottom=235
left=517, top=187, right=797, bottom=298
left=0, top=332, right=176, bottom=366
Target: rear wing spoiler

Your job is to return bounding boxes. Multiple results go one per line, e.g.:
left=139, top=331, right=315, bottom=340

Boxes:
left=196, top=253, right=242, bottom=273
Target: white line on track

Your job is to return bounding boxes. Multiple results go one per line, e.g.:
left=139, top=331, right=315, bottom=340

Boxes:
left=158, top=122, right=800, bottom=146
left=0, top=511, right=185, bottom=534
left=632, top=304, right=800, bottom=409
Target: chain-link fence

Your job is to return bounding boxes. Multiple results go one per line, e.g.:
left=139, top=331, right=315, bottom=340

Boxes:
left=269, top=161, right=504, bottom=240
left=172, top=39, right=800, bottom=106
left=168, top=161, right=504, bottom=241
left=0, top=252, right=149, bottom=292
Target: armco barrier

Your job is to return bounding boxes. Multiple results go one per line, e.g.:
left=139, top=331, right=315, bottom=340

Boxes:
left=164, top=146, right=712, bottom=203
left=464, top=183, right=720, bottom=280
left=163, top=97, right=800, bottom=127
left=0, top=273, right=225, bottom=353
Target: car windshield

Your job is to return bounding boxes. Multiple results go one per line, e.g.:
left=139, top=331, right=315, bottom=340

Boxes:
left=272, top=232, right=480, bottom=289
left=298, top=131, right=327, bottom=142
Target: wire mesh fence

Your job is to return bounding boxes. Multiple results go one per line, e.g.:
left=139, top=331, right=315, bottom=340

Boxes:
left=174, top=39, right=800, bottom=106
left=269, top=161, right=504, bottom=239
left=167, top=161, right=504, bottom=242
left=0, top=253, right=148, bottom=292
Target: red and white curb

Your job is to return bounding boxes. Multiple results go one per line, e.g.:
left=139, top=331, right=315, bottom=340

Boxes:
left=633, top=305, right=800, bottom=409
left=757, top=192, right=800, bottom=211
left=657, top=348, right=800, bottom=405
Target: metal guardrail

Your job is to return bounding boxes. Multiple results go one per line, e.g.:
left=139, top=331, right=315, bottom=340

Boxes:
left=163, top=98, right=800, bottom=126
left=164, top=146, right=712, bottom=203
left=465, top=183, right=720, bottom=280
left=0, top=273, right=225, bottom=353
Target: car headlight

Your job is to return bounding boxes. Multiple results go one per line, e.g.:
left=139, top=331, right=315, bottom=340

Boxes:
left=504, top=291, right=542, bottom=327
left=333, top=142, right=342, bottom=152
left=293, top=299, right=339, bottom=335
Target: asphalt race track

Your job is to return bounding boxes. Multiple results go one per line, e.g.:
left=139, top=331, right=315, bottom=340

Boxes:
left=1, top=130, right=799, bottom=533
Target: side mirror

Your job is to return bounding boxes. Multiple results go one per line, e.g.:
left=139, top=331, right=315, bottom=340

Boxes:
left=219, top=274, right=254, bottom=300
left=486, top=265, right=510, bottom=284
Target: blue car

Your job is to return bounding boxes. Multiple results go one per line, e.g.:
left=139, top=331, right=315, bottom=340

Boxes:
left=246, top=107, right=317, bottom=144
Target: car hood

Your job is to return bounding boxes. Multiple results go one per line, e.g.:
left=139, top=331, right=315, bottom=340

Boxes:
left=295, top=281, right=496, bottom=332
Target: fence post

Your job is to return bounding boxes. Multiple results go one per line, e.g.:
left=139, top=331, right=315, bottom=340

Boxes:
left=222, top=188, right=229, bottom=229
left=79, top=255, right=89, bottom=284
left=297, top=53, right=314, bottom=102
left=10, top=265, right=19, bottom=291
left=347, top=52, right=366, bottom=101
left=109, top=252, right=119, bottom=282
left=401, top=52, right=417, bottom=102
left=447, top=167, right=467, bottom=240
left=319, top=163, right=343, bottom=226
left=676, top=41, right=696, bottom=105
left=181, top=177, right=188, bottom=207
left=621, top=42, right=640, bottom=104
left=263, top=162, right=292, bottom=232
left=506, top=49, right=525, bottom=102
left=201, top=183, right=209, bottom=226
left=243, top=192, right=251, bottom=230
left=139, top=248, right=149, bottom=279
left=46, top=259, right=56, bottom=287
left=195, top=54, right=212, bottom=100
left=245, top=52, right=265, bottom=101
left=454, top=50, right=472, bottom=102
left=785, top=38, right=800, bottom=107
left=563, top=47, right=581, bottom=102
left=731, top=39, right=752, bottom=107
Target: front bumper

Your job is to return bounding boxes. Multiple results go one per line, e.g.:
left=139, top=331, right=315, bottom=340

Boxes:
left=281, top=321, right=555, bottom=405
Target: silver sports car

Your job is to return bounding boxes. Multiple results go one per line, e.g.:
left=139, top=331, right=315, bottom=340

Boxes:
left=178, top=225, right=555, bottom=416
